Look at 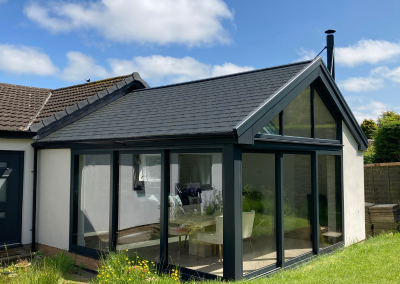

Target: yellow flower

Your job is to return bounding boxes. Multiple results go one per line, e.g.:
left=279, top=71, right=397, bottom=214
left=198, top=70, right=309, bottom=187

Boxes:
left=126, top=258, right=128, bottom=260
left=126, top=249, right=129, bottom=251
left=107, top=275, right=109, bottom=277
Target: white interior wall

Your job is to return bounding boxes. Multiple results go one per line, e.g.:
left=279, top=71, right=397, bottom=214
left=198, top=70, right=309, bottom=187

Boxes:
left=0, top=138, right=34, bottom=245
left=36, top=149, right=71, bottom=250
left=170, top=152, right=222, bottom=212
left=342, top=121, right=365, bottom=245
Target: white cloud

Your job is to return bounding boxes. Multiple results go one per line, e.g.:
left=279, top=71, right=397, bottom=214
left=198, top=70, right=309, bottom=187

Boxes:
left=295, top=48, right=316, bottom=62
left=109, top=55, right=254, bottom=85
left=62, top=51, right=109, bottom=81
left=24, top=0, right=234, bottom=46
left=371, top=66, right=400, bottom=83
left=0, top=44, right=58, bottom=76
left=336, top=39, right=400, bottom=67
left=338, top=77, right=384, bottom=92
left=350, top=100, right=388, bottom=123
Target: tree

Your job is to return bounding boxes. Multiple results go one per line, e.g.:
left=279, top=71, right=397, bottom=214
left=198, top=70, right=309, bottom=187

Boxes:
left=373, top=120, right=400, bottom=163
left=360, top=119, right=378, bottom=139
left=377, top=110, right=400, bottom=127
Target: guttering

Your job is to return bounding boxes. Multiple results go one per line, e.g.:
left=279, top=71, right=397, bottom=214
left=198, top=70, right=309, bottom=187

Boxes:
left=31, top=145, right=38, bottom=252
left=233, top=57, right=321, bottom=132
left=0, top=130, right=37, bottom=139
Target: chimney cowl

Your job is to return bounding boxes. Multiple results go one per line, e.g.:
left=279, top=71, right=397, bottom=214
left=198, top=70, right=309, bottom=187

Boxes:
left=325, top=29, right=336, bottom=34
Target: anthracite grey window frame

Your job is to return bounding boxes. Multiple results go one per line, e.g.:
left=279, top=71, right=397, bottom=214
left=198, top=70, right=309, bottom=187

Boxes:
left=69, top=144, right=343, bottom=281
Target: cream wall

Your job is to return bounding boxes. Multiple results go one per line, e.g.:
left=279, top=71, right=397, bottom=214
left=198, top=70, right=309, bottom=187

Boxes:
left=36, top=149, right=71, bottom=250
left=0, top=138, right=34, bottom=244
left=342, top=121, right=365, bottom=246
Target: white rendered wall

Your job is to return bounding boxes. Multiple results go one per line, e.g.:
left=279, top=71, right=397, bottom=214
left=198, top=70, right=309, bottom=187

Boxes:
left=0, top=138, right=34, bottom=244
left=36, top=149, right=71, bottom=250
left=342, top=121, right=365, bottom=246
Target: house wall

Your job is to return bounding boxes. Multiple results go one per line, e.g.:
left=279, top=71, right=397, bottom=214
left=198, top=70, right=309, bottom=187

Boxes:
left=342, top=121, right=365, bottom=245
left=36, top=149, right=71, bottom=250
left=0, top=138, right=34, bottom=245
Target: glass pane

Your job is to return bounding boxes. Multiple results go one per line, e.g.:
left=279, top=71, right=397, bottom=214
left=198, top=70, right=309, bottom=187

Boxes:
left=319, top=155, right=342, bottom=248
left=315, top=90, right=337, bottom=140
left=283, top=154, right=312, bottom=260
left=0, top=179, right=6, bottom=202
left=0, top=211, right=5, bottom=219
left=258, top=114, right=280, bottom=135
left=242, top=153, right=276, bottom=275
left=72, top=154, right=111, bottom=251
left=283, top=86, right=312, bottom=137
left=116, top=153, right=161, bottom=263
left=169, top=152, right=223, bottom=277
left=0, top=162, right=7, bottom=168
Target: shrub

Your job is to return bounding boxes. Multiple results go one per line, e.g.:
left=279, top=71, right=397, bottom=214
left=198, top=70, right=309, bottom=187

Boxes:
left=364, top=145, right=376, bottom=164
left=374, top=120, right=400, bottom=163
left=377, top=110, right=400, bottom=127
left=360, top=119, right=378, bottom=139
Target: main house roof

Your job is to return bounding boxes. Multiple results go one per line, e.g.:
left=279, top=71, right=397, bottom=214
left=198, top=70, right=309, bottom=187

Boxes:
left=0, top=75, right=133, bottom=132
left=34, top=57, right=368, bottom=150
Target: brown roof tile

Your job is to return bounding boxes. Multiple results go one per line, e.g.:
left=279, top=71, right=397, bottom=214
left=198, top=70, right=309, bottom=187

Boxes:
left=35, top=75, right=131, bottom=123
left=0, top=75, right=131, bottom=131
left=0, top=83, right=51, bottom=131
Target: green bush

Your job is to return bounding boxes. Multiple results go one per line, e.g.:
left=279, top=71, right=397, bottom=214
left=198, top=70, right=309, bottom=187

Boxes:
left=360, top=119, right=378, bottom=139
left=374, top=120, right=400, bottom=163
left=364, top=144, right=376, bottom=164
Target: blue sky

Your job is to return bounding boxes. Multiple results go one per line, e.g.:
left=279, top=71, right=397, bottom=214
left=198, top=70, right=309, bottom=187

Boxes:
left=1, top=0, right=400, bottom=123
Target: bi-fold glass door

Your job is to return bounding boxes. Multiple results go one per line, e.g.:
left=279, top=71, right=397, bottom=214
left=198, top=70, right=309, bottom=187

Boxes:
left=241, top=150, right=342, bottom=277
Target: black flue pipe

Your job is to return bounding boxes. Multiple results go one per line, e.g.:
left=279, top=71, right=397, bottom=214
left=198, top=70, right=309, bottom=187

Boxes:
left=325, top=29, right=336, bottom=80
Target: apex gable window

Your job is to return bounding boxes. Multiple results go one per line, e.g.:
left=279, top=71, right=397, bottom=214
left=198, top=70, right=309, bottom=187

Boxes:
left=283, top=86, right=312, bottom=138
left=257, top=82, right=338, bottom=141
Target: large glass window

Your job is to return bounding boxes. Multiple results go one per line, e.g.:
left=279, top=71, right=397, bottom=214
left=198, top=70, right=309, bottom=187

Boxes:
left=318, top=155, right=342, bottom=248
left=314, top=90, right=337, bottom=140
left=258, top=114, right=280, bottom=135
left=283, top=154, right=312, bottom=260
left=0, top=179, right=6, bottom=202
left=72, top=154, right=111, bottom=251
left=116, top=153, right=161, bottom=262
left=168, top=152, right=223, bottom=277
left=242, top=153, right=276, bottom=275
left=283, top=86, right=312, bottom=137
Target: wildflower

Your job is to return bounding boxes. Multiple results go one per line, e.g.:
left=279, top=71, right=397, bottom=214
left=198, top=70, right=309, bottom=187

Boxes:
left=126, top=249, right=129, bottom=251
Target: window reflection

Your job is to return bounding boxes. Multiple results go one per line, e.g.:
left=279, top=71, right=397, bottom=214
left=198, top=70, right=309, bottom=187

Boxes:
left=283, top=154, right=312, bottom=260
left=318, top=155, right=342, bottom=248
left=72, top=154, right=111, bottom=251
left=168, top=152, right=223, bottom=277
left=117, top=153, right=161, bottom=262
left=242, top=153, right=276, bottom=275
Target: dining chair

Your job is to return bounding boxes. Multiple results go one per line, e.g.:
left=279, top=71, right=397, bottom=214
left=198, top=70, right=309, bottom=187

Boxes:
left=196, top=210, right=255, bottom=264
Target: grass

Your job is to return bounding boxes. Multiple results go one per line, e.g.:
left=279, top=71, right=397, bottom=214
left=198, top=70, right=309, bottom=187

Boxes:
left=1, top=233, right=400, bottom=283
left=235, top=232, right=400, bottom=284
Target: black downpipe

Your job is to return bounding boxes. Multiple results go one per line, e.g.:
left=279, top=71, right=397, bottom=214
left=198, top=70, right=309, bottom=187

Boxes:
left=325, top=30, right=336, bottom=80
left=31, top=146, right=38, bottom=252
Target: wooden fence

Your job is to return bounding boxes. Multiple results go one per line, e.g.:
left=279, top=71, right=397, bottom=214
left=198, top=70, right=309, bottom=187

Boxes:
left=364, top=162, right=400, bottom=205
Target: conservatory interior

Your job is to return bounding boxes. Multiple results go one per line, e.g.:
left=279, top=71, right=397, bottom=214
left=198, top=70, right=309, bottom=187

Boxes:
left=67, top=83, right=343, bottom=279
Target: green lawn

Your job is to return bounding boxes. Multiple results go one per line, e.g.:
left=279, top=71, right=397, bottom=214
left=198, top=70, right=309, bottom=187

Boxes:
left=236, top=232, right=400, bottom=284
left=2, top=233, right=400, bottom=283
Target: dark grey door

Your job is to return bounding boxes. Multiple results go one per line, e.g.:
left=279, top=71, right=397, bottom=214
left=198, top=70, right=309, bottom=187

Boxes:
left=0, top=151, right=24, bottom=247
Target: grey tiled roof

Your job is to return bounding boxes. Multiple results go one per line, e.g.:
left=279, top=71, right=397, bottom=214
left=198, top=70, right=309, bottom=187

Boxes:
left=39, top=61, right=312, bottom=142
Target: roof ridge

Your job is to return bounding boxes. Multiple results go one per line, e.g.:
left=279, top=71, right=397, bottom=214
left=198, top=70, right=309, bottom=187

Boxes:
left=52, top=74, right=132, bottom=92
left=30, top=72, right=149, bottom=133
left=128, top=59, right=313, bottom=93
left=234, top=57, right=320, bottom=131
left=0, top=82, right=51, bottom=91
